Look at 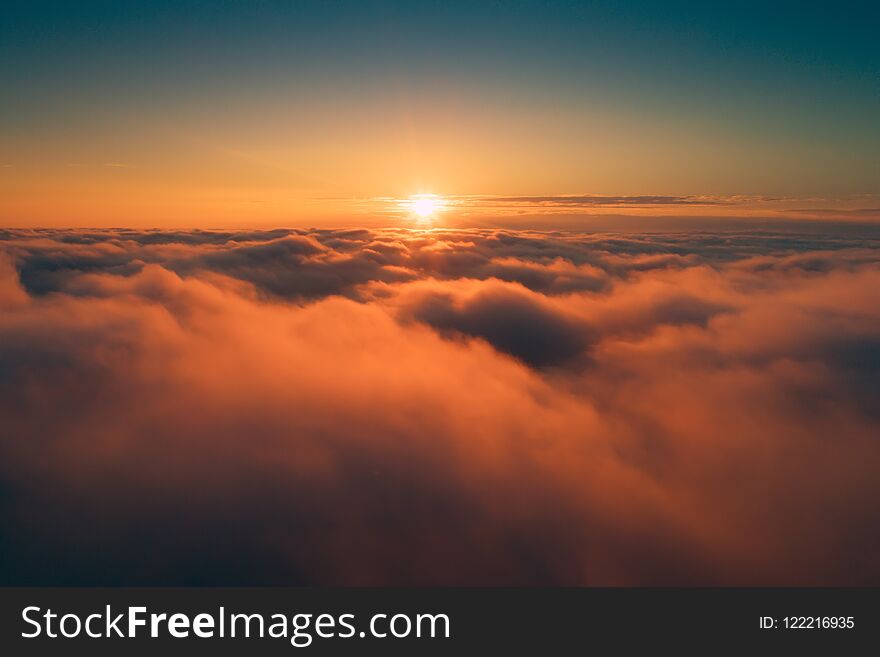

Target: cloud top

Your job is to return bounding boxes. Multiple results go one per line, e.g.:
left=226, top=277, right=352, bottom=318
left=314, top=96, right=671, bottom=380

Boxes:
left=1, top=227, right=879, bottom=584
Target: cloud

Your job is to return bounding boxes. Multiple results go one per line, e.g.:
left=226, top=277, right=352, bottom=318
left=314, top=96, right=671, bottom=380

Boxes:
left=458, top=194, right=735, bottom=207
left=389, top=278, right=593, bottom=367
left=1, top=228, right=879, bottom=584
left=789, top=207, right=880, bottom=220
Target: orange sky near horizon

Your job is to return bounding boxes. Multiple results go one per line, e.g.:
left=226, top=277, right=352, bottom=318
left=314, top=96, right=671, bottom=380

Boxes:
left=2, top=164, right=878, bottom=229
left=2, top=2, right=878, bottom=229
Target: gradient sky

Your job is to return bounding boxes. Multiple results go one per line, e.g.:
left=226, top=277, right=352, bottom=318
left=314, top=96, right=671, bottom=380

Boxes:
left=2, top=0, right=879, bottom=226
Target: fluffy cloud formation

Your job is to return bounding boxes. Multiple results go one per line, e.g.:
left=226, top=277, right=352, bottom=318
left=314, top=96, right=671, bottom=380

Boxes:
left=1, top=227, right=879, bottom=585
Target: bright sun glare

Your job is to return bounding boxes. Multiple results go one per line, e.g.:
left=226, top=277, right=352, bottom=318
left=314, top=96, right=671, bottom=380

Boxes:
left=406, top=194, right=445, bottom=222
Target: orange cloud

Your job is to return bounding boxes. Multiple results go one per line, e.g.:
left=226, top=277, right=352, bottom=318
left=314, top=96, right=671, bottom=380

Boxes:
left=0, top=228, right=879, bottom=584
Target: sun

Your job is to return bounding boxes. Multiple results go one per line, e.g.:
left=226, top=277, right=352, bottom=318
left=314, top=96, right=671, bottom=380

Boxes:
left=405, top=194, right=446, bottom=223
left=412, top=197, right=439, bottom=218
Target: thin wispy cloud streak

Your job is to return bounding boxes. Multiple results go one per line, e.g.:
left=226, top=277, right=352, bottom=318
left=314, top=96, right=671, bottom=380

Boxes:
left=457, top=195, right=734, bottom=207
left=354, top=195, right=880, bottom=223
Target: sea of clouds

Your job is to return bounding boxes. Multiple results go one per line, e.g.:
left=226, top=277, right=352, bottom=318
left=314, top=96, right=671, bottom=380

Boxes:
left=1, top=226, right=879, bottom=584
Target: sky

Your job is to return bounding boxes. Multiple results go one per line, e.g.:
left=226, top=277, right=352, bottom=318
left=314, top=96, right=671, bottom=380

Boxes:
left=2, top=0, right=879, bottom=226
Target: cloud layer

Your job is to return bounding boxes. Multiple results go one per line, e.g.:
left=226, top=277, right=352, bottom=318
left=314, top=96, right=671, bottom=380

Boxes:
left=1, top=227, right=879, bottom=585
